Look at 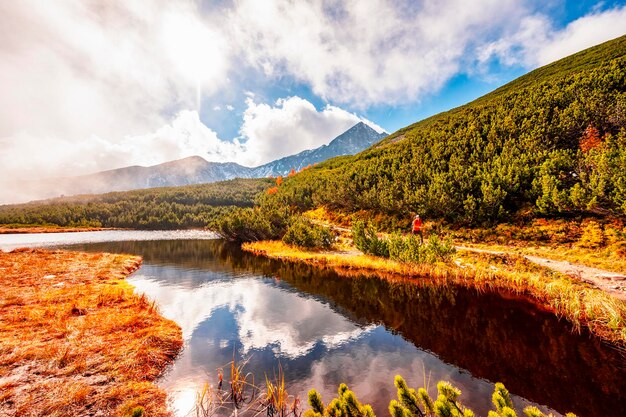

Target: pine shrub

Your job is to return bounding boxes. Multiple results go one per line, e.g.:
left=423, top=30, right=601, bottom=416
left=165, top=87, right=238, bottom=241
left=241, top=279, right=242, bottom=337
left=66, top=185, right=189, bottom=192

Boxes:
left=213, top=204, right=292, bottom=242
left=352, top=220, right=389, bottom=257
left=389, top=376, right=577, bottom=417
left=304, top=384, right=375, bottom=417
left=283, top=217, right=334, bottom=249
left=388, top=233, right=456, bottom=264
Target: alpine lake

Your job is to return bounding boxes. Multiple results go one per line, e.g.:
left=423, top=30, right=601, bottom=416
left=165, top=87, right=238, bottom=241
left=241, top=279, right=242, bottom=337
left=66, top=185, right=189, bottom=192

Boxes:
left=1, top=231, right=624, bottom=417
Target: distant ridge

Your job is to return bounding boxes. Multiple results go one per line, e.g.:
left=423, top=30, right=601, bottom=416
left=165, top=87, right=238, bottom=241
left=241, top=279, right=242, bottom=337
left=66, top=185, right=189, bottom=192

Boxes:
left=252, top=122, right=386, bottom=177
left=7, top=122, right=386, bottom=203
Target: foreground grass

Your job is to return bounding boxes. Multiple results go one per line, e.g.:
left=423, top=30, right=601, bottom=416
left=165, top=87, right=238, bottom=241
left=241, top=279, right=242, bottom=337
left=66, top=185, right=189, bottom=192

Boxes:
left=243, top=241, right=626, bottom=347
left=0, top=248, right=183, bottom=416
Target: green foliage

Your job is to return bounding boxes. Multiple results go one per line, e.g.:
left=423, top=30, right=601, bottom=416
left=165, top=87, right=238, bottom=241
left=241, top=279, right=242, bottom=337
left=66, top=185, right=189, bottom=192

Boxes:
left=393, top=376, right=423, bottom=417
left=521, top=407, right=542, bottom=417
left=0, top=178, right=273, bottom=229
left=283, top=217, right=334, bottom=249
left=388, top=233, right=456, bottom=264
left=352, top=220, right=389, bottom=257
left=266, top=36, right=626, bottom=224
left=491, top=383, right=513, bottom=415
left=212, top=203, right=292, bottom=242
left=388, top=377, right=576, bottom=417
left=417, top=389, right=434, bottom=416
left=353, top=222, right=455, bottom=263
left=389, top=400, right=413, bottom=417
left=306, top=384, right=375, bottom=417
left=308, top=389, right=325, bottom=414
left=437, top=382, right=461, bottom=403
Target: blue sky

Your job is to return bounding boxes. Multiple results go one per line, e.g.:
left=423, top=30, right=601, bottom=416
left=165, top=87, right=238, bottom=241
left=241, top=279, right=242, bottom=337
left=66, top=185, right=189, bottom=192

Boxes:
left=200, top=0, right=626, bottom=140
left=1, top=0, right=626, bottom=189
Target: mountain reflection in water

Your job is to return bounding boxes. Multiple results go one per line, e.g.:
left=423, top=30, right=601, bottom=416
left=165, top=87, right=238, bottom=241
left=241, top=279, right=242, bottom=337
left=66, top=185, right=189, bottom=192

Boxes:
left=64, top=239, right=626, bottom=417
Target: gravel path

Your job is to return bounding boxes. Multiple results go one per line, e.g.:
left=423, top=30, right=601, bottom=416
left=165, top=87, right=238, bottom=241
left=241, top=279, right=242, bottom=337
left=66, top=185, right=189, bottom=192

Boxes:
left=456, top=246, right=626, bottom=301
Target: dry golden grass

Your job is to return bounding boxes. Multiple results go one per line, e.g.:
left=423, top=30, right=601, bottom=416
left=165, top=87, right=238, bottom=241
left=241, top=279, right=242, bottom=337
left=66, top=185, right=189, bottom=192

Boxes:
left=450, top=218, right=626, bottom=273
left=0, top=248, right=183, bottom=417
left=243, top=241, right=626, bottom=347
left=458, top=242, right=626, bottom=274
left=0, top=226, right=107, bottom=234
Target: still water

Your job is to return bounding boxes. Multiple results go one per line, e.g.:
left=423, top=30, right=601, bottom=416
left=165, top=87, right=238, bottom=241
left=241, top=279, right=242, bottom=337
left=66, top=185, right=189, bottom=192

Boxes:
left=1, top=233, right=625, bottom=417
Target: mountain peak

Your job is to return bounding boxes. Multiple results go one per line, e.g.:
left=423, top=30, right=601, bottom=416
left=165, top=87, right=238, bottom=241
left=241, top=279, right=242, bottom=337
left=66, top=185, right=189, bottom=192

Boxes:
left=252, top=122, right=387, bottom=177
left=327, top=122, right=387, bottom=150
left=345, top=121, right=384, bottom=134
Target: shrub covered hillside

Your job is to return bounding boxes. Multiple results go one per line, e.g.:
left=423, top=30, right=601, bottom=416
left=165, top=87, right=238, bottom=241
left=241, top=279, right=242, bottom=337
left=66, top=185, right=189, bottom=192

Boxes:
left=0, top=178, right=273, bottom=229
left=270, top=35, right=626, bottom=225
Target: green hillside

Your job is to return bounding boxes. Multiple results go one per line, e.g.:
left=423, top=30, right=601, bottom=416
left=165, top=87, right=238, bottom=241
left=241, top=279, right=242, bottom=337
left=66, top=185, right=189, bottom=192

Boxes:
left=271, top=35, right=626, bottom=225
left=0, top=178, right=273, bottom=229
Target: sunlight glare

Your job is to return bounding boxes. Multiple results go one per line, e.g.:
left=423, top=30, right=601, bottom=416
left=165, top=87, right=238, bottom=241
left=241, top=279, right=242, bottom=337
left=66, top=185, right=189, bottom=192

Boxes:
left=161, top=12, right=227, bottom=107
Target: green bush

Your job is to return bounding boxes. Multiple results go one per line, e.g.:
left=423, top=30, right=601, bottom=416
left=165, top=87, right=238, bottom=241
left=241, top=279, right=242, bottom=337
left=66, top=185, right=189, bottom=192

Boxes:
left=352, top=220, right=389, bottom=257
left=422, top=235, right=457, bottom=263
left=390, top=376, right=578, bottom=417
left=388, top=233, right=456, bottom=263
left=304, top=383, right=375, bottom=417
left=353, top=221, right=455, bottom=263
left=212, top=204, right=292, bottom=242
left=283, top=218, right=334, bottom=249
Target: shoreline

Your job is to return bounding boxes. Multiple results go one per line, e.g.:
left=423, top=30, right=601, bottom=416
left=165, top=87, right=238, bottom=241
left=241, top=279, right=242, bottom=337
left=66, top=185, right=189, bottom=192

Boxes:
left=242, top=240, right=626, bottom=348
left=0, top=226, right=111, bottom=234
left=0, top=248, right=183, bottom=416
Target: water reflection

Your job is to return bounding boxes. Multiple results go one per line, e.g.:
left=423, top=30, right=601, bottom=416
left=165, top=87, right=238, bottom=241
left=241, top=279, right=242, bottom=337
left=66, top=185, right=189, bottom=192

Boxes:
left=0, top=229, right=217, bottom=251
left=61, top=239, right=625, bottom=417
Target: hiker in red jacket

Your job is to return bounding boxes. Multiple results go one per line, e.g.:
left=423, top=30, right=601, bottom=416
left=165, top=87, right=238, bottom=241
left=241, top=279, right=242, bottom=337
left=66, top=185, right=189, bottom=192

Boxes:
left=412, top=214, right=423, bottom=244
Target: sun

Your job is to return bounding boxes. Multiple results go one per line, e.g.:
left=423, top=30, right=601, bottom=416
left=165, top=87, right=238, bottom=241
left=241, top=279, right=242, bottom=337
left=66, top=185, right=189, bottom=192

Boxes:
left=161, top=11, right=228, bottom=107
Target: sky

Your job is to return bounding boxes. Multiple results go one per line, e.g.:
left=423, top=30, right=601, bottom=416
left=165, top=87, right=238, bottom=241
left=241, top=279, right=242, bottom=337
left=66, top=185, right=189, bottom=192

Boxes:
left=1, top=0, right=626, bottom=182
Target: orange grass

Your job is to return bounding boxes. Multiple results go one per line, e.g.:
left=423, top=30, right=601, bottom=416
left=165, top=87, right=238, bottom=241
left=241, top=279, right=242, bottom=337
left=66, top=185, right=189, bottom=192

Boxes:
left=243, top=241, right=626, bottom=347
left=456, top=241, right=626, bottom=275
left=0, top=225, right=107, bottom=234
left=0, top=248, right=183, bottom=416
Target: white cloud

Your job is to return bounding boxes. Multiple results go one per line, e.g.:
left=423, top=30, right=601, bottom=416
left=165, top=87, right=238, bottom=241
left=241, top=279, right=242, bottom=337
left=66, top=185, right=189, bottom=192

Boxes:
left=226, top=104, right=235, bottom=111
left=0, top=110, right=239, bottom=182
left=237, top=96, right=384, bottom=166
left=478, top=5, right=626, bottom=67
left=129, top=275, right=370, bottom=357
left=229, top=0, right=531, bottom=106
left=0, top=0, right=230, bottom=177
left=536, top=6, right=626, bottom=65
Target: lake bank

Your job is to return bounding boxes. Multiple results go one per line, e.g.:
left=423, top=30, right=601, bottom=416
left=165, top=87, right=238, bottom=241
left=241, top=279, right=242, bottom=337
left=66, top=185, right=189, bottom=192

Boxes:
left=0, top=226, right=109, bottom=234
left=242, top=240, right=626, bottom=348
left=0, top=248, right=183, bottom=417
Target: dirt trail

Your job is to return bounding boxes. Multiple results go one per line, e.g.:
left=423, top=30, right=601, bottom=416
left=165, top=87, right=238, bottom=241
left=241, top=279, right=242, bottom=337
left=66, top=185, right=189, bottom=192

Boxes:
left=456, top=246, right=626, bottom=301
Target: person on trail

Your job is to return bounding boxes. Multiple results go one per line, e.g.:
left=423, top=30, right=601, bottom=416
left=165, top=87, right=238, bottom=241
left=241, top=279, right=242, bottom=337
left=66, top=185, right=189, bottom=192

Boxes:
left=412, top=214, right=423, bottom=244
